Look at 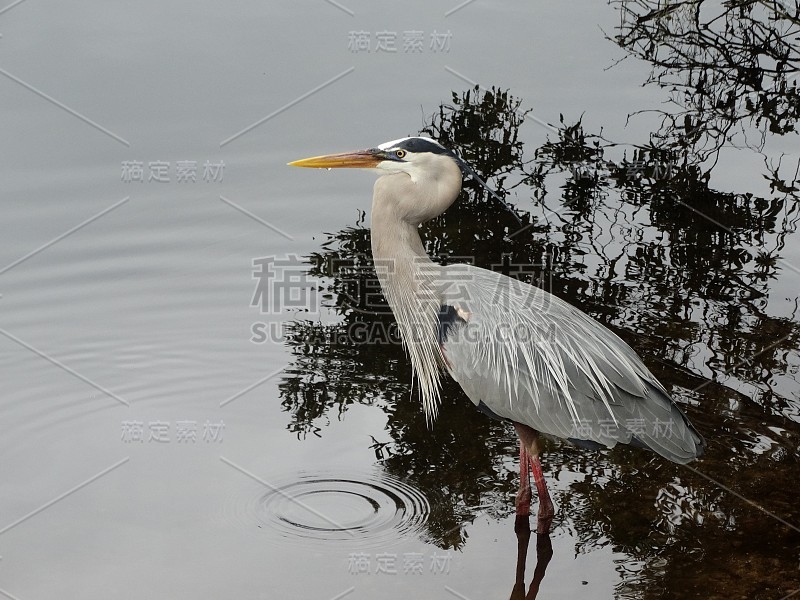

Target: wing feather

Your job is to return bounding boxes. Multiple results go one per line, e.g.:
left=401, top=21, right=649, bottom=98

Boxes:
left=438, top=264, right=704, bottom=463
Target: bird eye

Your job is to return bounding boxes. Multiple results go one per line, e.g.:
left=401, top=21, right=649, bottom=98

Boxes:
left=395, top=149, right=406, bottom=159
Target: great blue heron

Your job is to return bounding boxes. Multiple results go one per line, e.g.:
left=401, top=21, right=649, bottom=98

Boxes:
left=289, top=136, right=705, bottom=533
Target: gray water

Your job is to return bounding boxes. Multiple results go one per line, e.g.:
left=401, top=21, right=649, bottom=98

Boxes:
left=2, top=2, right=799, bottom=599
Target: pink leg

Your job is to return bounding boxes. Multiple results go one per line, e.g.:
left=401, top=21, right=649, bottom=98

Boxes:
left=531, top=455, right=554, bottom=534
left=514, top=423, right=555, bottom=534
left=515, top=440, right=532, bottom=517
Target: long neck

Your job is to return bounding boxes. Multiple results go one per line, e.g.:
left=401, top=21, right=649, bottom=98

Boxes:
left=370, top=193, right=443, bottom=423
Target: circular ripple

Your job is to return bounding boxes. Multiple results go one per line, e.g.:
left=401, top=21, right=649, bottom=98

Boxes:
left=227, top=470, right=430, bottom=548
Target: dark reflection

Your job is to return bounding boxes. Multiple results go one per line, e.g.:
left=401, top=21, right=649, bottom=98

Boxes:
left=278, top=81, right=800, bottom=596
left=609, top=0, right=800, bottom=169
left=511, top=515, right=553, bottom=600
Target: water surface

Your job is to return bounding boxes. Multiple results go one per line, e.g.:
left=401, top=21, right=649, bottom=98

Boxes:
left=1, top=1, right=798, bottom=599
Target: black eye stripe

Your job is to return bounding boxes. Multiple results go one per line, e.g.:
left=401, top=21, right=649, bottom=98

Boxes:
left=393, top=137, right=451, bottom=155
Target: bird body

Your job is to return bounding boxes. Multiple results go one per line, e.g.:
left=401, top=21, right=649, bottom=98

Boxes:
left=437, top=262, right=704, bottom=463
left=289, top=136, right=705, bottom=530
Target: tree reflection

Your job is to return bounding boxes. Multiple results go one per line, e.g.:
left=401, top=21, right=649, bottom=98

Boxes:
left=609, top=0, right=800, bottom=170
left=277, top=85, right=800, bottom=597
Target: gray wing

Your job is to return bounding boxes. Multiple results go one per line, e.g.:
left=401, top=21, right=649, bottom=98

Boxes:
left=438, top=264, right=705, bottom=464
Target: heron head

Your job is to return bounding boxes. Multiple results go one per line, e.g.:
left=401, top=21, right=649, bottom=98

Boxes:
left=288, top=136, right=462, bottom=181
left=289, top=136, right=521, bottom=224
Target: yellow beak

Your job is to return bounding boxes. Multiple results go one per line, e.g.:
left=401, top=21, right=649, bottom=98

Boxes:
left=288, top=149, right=383, bottom=169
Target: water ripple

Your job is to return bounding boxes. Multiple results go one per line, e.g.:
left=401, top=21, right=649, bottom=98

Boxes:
left=225, top=470, right=430, bottom=548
